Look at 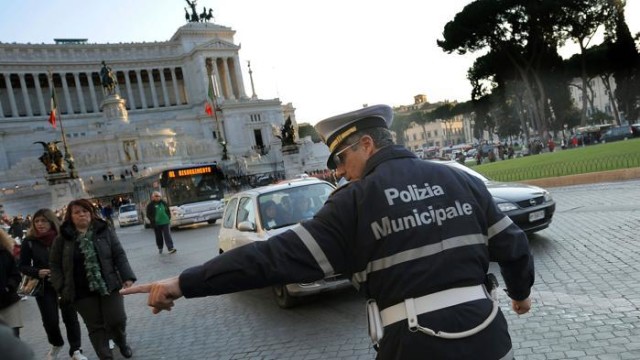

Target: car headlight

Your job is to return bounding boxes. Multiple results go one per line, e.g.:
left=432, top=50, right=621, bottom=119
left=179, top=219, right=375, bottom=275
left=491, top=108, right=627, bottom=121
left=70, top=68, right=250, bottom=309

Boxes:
left=543, top=191, right=553, bottom=202
left=171, top=207, right=185, bottom=218
left=497, top=202, right=519, bottom=212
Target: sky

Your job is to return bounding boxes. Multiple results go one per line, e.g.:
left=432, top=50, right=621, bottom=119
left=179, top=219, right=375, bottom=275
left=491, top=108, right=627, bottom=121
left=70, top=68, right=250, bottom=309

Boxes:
left=1, top=0, right=639, bottom=125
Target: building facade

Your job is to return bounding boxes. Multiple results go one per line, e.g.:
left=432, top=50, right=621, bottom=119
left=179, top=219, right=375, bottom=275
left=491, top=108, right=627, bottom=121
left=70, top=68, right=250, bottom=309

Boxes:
left=0, top=22, right=328, bottom=215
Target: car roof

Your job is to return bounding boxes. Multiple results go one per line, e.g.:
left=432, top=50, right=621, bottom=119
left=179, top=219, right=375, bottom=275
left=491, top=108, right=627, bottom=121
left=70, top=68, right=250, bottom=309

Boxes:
left=230, top=177, right=333, bottom=198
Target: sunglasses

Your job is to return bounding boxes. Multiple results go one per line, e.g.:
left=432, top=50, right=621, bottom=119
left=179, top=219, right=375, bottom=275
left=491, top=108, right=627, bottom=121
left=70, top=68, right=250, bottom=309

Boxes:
left=331, top=139, right=361, bottom=169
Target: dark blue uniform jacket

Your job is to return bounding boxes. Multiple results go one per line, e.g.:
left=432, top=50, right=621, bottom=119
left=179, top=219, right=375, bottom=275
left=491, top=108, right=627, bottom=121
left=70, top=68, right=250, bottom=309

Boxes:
left=180, top=145, right=534, bottom=360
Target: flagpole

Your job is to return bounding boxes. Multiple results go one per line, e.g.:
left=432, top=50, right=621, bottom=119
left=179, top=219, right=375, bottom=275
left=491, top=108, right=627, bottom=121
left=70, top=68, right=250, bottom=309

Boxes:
left=48, top=71, right=76, bottom=177
left=206, top=62, right=228, bottom=160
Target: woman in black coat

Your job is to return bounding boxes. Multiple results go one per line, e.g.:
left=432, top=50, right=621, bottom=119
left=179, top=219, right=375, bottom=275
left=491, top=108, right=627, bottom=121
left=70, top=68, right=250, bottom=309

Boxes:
left=0, top=229, right=22, bottom=337
left=19, top=208, right=86, bottom=360
left=50, top=199, right=137, bottom=360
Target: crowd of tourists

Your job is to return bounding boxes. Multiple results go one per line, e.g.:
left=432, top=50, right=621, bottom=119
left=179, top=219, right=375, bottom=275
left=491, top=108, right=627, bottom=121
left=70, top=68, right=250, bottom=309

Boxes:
left=1, top=199, right=136, bottom=360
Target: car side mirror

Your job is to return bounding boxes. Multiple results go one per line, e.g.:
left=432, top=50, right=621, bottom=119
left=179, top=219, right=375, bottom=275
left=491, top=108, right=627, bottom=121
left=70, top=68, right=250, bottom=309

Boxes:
left=237, top=221, right=256, bottom=232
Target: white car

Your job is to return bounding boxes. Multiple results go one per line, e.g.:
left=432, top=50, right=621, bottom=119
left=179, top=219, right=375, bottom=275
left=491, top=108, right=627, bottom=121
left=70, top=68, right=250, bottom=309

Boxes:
left=117, top=204, right=141, bottom=228
left=218, top=177, right=352, bottom=308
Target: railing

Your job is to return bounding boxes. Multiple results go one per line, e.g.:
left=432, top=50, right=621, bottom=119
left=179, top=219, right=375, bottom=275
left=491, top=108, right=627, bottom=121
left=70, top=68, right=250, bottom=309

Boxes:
left=482, top=154, right=640, bottom=182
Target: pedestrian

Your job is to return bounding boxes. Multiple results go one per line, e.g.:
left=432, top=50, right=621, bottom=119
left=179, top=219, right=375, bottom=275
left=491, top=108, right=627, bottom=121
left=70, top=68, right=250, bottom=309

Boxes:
left=19, top=208, right=87, bottom=360
left=49, top=199, right=137, bottom=360
left=9, top=216, right=24, bottom=240
left=122, top=105, right=533, bottom=360
left=0, top=317, right=35, bottom=360
left=0, top=229, right=22, bottom=338
left=101, top=204, right=114, bottom=228
left=145, top=191, right=176, bottom=254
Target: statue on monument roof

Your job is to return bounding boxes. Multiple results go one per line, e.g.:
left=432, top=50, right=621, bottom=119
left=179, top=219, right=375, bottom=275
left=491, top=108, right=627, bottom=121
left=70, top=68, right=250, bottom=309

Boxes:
left=100, top=61, right=118, bottom=96
left=185, top=0, right=200, bottom=22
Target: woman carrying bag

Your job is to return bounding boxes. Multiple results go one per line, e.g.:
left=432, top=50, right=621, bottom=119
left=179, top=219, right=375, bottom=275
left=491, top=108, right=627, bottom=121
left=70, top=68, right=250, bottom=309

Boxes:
left=19, top=208, right=87, bottom=360
left=50, top=199, right=137, bottom=360
left=0, top=229, right=22, bottom=338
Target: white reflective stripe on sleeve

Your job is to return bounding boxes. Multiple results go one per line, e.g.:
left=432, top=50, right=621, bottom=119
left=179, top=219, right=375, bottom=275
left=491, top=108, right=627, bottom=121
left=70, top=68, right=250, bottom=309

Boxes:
left=291, top=224, right=334, bottom=276
left=487, top=216, right=513, bottom=240
left=352, top=233, right=487, bottom=284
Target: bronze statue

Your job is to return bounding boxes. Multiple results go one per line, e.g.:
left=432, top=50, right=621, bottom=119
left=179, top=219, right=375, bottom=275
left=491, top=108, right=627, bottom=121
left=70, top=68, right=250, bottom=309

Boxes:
left=100, top=61, right=117, bottom=95
left=185, top=0, right=199, bottom=22
left=280, top=117, right=296, bottom=146
left=200, top=6, right=207, bottom=22
left=34, top=141, right=65, bottom=174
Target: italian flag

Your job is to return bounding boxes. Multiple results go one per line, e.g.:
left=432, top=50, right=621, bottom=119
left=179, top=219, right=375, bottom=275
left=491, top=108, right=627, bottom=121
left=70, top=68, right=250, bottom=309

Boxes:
left=48, top=89, right=57, bottom=128
left=205, top=75, right=214, bottom=116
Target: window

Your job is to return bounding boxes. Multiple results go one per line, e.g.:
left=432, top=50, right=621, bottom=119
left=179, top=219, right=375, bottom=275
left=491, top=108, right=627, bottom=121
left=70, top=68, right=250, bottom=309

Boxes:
left=236, top=197, right=255, bottom=228
left=222, top=198, right=239, bottom=229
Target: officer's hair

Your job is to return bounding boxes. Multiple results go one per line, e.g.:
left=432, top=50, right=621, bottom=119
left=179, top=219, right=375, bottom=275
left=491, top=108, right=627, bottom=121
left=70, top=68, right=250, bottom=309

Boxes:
left=349, top=127, right=394, bottom=149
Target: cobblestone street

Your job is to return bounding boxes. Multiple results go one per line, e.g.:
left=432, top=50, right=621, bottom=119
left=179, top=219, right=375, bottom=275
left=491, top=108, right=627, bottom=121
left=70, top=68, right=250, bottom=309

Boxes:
left=18, top=179, right=640, bottom=359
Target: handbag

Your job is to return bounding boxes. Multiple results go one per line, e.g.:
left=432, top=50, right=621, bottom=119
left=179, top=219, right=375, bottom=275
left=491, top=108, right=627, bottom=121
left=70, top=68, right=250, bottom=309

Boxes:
left=17, top=274, right=44, bottom=297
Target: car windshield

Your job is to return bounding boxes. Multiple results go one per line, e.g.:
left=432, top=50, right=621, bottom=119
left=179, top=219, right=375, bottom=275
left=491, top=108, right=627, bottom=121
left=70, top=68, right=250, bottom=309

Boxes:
left=257, top=182, right=333, bottom=230
left=120, top=205, right=136, bottom=213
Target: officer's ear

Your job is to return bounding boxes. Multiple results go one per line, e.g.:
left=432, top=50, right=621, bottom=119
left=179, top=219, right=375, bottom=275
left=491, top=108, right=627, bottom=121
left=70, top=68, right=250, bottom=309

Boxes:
left=359, top=135, right=376, bottom=155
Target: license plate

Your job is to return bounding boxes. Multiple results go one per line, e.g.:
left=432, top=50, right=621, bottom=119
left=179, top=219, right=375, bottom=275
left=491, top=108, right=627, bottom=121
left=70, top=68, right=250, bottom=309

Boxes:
left=529, top=210, right=545, bottom=222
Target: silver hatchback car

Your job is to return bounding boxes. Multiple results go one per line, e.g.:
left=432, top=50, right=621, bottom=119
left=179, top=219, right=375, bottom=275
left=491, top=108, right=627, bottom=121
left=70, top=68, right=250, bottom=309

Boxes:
left=218, top=177, right=352, bottom=308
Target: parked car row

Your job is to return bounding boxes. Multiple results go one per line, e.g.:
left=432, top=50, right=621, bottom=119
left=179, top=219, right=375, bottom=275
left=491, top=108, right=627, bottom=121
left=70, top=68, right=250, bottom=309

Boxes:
left=600, top=124, right=640, bottom=143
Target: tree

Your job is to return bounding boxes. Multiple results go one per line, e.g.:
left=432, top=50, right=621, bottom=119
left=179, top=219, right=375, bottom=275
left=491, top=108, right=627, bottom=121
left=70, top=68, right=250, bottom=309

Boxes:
left=297, top=123, right=321, bottom=143
left=606, top=0, right=640, bottom=122
left=558, top=0, right=613, bottom=126
left=438, top=0, right=568, bottom=138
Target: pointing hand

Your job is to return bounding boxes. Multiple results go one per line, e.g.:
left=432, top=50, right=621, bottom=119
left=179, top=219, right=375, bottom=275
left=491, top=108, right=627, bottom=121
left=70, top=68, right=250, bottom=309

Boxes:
left=120, top=276, right=183, bottom=314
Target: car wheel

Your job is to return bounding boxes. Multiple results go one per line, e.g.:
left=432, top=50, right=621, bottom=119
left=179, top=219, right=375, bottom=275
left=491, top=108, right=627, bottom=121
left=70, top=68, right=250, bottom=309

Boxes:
left=272, top=284, right=298, bottom=309
left=207, top=219, right=217, bottom=224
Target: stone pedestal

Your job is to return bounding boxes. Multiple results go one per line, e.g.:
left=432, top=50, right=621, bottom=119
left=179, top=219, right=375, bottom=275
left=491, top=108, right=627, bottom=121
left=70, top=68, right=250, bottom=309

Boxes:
left=101, top=94, right=129, bottom=126
left=282, top=150, right=303, bottom=179
left=49, top=178, right=88, bottom=211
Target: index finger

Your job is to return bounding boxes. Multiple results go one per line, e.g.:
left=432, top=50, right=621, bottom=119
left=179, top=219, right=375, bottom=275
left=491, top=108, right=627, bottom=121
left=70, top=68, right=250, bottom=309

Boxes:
left=120, top=283, right=153, bottom=295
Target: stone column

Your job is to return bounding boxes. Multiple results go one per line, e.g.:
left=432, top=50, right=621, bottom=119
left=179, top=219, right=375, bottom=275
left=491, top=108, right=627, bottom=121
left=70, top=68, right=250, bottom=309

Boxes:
left=170, top=68, right=180, bottom=105
left=60, top=74, right=74, bottom=115
left=87, top=73, right=99, bottom=112
left=223, top=58, right=235, bottom=100
left=135, top=70, right=148, bottom=109
left=159, top=69, right=170, bottom=106
left=33, top=73, right=47, bottom=116
left=211, top=58, right=226, bottom=99
left=18, top=73, right=33, bottom=117
left=147, top=69, right=159, bottom=108
left=123, top=71, right=136, bottom=109
left=233, top=55, right=248, bottom=99
left=4, top=73, right=19, bottom=117
left=73, top=72, right=87, bottom=113
left=0, top=131, right=8, bottom=170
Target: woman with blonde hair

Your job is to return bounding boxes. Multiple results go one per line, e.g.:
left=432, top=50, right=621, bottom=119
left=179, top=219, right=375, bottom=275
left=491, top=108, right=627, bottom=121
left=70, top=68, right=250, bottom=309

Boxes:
left=19, top=208, right=86, bottom=360
left=0, top=229, right=22, bottom=337
left=50, top=199, right=137, bottom=360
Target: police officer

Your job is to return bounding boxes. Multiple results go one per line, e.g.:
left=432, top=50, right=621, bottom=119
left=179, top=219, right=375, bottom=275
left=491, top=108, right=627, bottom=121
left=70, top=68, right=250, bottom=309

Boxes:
left=122, top=105, right=533, bottom=360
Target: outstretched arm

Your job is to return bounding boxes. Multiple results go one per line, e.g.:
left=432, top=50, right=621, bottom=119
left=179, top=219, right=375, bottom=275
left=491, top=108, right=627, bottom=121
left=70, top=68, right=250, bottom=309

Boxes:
left=120, top=276, right=182, bottom=314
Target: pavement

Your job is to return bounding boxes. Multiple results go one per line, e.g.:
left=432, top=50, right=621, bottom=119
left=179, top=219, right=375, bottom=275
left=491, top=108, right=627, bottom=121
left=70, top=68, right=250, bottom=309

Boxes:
left=13, top=176, right=640, bottom=360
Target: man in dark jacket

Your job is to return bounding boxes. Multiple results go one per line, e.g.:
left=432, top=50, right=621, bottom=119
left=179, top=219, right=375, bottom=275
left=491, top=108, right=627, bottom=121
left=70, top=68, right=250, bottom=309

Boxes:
left=145, top=191, right=176, bottom=254
left=123, top=105, right=533, bottom=359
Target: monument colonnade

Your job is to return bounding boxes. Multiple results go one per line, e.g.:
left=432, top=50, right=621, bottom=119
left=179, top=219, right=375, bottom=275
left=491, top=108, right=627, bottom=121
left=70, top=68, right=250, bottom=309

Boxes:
left=0, top=55, right=245, bottom=119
